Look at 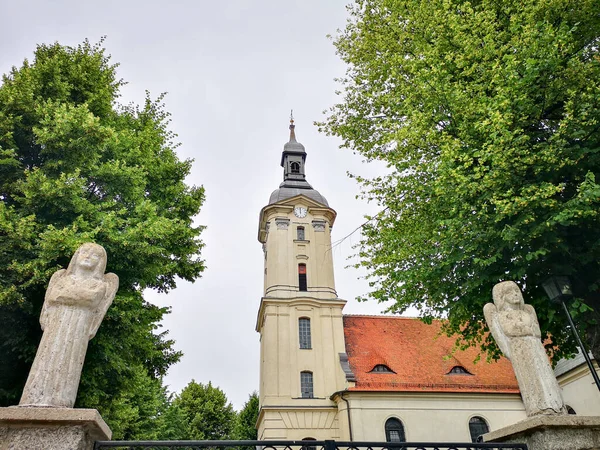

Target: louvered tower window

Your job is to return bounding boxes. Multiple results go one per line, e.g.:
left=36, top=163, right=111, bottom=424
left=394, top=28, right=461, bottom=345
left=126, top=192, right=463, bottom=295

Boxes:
left=300, top=371, right=313, bottom=398
left=298, top=264, right=307, bottom=291
left=299, top=318, right=312, bottom=349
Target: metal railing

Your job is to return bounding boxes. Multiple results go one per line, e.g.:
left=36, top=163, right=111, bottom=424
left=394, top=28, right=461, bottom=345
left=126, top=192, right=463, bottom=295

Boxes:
left=94, top=439, right=528, bottom=450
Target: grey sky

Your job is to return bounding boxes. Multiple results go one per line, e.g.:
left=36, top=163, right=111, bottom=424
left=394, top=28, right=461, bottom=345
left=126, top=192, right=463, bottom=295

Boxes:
left=0, top=0, right=395, bottom=410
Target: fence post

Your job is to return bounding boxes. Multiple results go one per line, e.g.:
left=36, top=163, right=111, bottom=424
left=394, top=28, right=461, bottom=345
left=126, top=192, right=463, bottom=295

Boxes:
left=324, top=440, right=337, bottom=450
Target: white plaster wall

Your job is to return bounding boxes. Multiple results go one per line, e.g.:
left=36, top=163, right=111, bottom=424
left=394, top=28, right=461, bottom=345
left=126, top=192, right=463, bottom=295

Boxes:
left=558, top=364, right=600, bottom=416
left=342, top=392, right=527, bottom=442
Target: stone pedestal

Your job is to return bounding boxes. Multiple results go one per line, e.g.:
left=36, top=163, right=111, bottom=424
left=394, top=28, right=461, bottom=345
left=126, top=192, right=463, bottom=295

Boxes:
left=484, top=415, right=600, bottom=450
left=0, top=407, right=111, bottom=450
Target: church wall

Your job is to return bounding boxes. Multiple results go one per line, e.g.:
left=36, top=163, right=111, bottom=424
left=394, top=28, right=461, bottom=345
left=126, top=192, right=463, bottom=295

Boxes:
left=558, top=363, right=600, bottom=416
left=341, top=391, right=526, bottom=442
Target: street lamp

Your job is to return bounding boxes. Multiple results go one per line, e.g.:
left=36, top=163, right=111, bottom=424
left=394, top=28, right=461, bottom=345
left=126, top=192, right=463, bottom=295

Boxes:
left=542, top=276, right=600, bottom=393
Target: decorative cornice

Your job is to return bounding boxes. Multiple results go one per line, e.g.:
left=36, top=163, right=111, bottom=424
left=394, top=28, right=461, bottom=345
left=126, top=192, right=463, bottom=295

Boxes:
left=257, top=194, right=337, bottom=243
left=255, top=296, right=347, bottom=332
left=275, top=217, right=290, bottom=230
left=312, top=219, right=326, bottom=232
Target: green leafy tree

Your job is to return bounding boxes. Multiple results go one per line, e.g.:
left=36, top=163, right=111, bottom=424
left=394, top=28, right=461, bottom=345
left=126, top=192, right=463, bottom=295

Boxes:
left=172, top=380, right=237, bottom=440
left=320, top=0, right=600, bottom=360
left=234, top=392, right=259, bottom=441
left=154, top=398, right=192, bottom=440
left=0, top=39, right=205, bottom=437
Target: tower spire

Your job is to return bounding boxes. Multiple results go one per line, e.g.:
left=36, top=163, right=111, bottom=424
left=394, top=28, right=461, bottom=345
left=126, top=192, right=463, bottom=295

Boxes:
left=289, top=109, right=297, bottom=142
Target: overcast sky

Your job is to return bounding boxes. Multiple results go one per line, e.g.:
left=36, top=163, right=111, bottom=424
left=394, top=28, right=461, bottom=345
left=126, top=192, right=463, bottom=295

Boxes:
left=0, top=0, right=398, bottom=410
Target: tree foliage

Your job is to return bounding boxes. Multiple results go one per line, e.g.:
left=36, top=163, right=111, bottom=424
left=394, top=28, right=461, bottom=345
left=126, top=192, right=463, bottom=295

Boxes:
left=320, top=0, right=600, bottom=360
left=234, top=391, right=259, bottom=441
left=172, top=380, right=238, bottom=440
left=0, top=39, right=205, bottom=437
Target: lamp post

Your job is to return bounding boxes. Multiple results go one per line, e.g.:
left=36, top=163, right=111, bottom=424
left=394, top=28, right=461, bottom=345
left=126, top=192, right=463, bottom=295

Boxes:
left=542, top=276, right=600, bottom=393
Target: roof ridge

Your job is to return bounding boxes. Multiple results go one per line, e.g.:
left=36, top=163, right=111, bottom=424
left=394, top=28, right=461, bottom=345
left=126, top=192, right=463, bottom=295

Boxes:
left=343, top=314, right=422, bottom=319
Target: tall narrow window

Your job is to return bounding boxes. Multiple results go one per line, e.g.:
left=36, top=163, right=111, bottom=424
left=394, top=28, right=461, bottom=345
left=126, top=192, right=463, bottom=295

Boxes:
left=298, top=264, right=307, bottom=291
left=291, top=162, right=300, bottom=174
left=300, top=371, right=313, bottom=398
left=297, top=226, right=305, bottom=240
left=299, top=318, right=311, bottom=349
left=469, top=417, right=489, bottom=442
left=385, top=418, right=406, bottom=442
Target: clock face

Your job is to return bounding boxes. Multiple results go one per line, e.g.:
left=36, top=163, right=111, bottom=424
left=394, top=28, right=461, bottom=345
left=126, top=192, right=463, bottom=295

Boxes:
left=294, top=206, right=307, bottom=218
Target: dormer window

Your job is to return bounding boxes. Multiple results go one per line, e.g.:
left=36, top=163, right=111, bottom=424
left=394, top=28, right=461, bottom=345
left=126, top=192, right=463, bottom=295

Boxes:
left=291, top=161, right=300, bottom=174
left=447, top=366, right=472, bottom=375
left=370, top=364, right=395, bottom=373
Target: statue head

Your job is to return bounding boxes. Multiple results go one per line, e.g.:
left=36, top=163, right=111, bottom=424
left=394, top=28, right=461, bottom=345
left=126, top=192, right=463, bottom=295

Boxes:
left=492, top=281, right=524, bottom=311
left=66, top=243, right=107, bottom=279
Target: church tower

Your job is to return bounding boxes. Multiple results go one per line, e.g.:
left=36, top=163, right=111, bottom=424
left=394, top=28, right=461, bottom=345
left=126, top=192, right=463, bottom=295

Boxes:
left=255, top=120, right=349, bottom=440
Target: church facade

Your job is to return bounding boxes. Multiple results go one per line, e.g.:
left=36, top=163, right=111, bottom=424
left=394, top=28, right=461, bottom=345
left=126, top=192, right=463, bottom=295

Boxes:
left=255, top=122, right=600, bottom=443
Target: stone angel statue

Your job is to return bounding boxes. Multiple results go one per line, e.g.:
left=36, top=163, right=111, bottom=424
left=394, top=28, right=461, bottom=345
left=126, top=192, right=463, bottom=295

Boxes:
left=484, top=281, right=565, bottom=416
left=19, top=243, right=119, bottom=408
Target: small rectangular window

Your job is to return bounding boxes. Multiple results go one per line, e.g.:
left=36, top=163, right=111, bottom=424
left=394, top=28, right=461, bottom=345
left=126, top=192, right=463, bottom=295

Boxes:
left=297, top=226, right=305, bottom=240
left=300, top=371, right=313, bottom=398
left=298, top=264, right=307, bottom=291
left=299, top=318, right=311, bottom=349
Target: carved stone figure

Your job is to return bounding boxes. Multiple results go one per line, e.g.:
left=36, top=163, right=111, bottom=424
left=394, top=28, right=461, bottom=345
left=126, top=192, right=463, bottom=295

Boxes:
left=19, top=243, right=119, bottom=408
left=484, top=281, right=566, bottom=416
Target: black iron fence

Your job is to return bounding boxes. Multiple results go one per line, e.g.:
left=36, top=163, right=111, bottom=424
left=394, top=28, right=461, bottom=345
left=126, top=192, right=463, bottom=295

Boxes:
left=94, top=439, right=528, bottom=450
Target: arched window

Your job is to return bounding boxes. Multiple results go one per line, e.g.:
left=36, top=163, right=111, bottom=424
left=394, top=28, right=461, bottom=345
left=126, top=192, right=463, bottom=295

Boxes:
left=291, top=162, right=300, bottom=174
left=300, top=371, right=313, bottom=398
left=385, top=418, right=405, bottom=442
left=469, top=416, right=489, bottom=442
left=299, top=318, right=312, bottom=349
left=298, top=264, right=307, bottom=291
left=297, top=226, right=305, bottom=240
left=301, top=437, right=316, bottom=450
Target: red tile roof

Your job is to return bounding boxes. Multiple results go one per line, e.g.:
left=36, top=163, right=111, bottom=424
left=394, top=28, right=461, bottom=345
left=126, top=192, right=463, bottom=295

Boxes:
left=343, top=315, right=519, bottom=394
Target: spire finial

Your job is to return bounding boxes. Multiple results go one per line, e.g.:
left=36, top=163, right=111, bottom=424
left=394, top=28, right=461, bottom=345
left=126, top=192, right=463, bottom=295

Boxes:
left=289, top=109, right=296, bottom=142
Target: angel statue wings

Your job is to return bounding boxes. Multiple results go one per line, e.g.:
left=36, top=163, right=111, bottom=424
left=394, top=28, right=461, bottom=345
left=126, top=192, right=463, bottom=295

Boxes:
left=484, top=281, right=565, bottom=416
left=19, top=243, right=119, bottom=408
